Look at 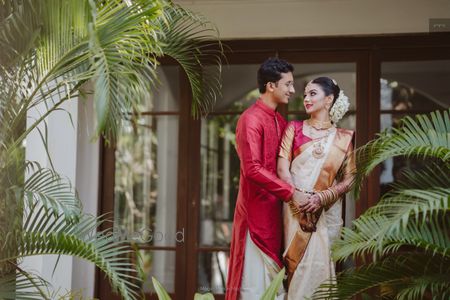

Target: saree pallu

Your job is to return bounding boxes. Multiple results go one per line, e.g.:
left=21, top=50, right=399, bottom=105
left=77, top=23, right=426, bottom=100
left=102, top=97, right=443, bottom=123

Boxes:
left=281, top=124, right=354, bottom=299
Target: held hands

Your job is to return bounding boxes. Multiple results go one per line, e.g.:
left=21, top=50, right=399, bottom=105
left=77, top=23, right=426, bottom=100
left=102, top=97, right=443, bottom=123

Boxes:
left=300, top=194, right=322, bottom=213
left=291, top=191, right=322, bottom=213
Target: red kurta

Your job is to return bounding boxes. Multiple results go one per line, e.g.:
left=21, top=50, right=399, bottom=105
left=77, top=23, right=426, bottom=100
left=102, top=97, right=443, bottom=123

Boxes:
left=226, top=99, right=295, bottom=300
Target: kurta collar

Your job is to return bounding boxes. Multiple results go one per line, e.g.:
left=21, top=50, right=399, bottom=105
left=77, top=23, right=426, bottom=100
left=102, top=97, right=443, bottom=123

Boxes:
left=255, top=99, right=277, bottom=116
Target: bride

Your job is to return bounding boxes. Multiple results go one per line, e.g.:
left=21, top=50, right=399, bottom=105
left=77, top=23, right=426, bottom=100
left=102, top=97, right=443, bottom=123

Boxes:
left=277, top=77, right=356, bottom=299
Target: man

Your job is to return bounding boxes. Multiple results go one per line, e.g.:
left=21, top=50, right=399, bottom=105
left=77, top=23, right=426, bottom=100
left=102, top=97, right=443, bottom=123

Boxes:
left=226, top=58, right=305, bottom=300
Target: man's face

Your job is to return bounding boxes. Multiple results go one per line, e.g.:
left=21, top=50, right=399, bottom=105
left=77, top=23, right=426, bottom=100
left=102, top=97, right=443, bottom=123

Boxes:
left=266, top=72, right=295, bottom=104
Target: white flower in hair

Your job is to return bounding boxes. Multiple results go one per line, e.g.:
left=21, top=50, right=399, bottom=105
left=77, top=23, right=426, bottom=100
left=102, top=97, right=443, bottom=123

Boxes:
left=329, top=90, right=350, bottom=124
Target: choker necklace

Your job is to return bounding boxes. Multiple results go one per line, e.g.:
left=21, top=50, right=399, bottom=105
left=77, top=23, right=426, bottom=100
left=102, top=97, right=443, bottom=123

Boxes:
left=306, top=119, right=333, bottom=130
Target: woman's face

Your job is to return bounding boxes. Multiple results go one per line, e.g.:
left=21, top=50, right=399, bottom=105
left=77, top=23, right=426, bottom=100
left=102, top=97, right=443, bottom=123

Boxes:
left=303, top=82, right=333, bottom=115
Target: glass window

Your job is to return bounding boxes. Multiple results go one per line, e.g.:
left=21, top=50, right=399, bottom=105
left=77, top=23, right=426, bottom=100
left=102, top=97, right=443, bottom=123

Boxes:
left=200, top=116, right=239, bottom=247
left=114, top=115, right=179, bottom=247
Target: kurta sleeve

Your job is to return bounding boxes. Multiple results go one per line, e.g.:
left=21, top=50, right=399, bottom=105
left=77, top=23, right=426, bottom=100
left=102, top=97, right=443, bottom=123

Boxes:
left=279, top=122, right=295, bottom=162
left=236, top=115, right=294, bottom=202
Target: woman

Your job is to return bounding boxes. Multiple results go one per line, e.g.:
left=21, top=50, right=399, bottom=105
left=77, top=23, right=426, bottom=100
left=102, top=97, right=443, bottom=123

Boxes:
left=277, top=77, right=356, bottom=299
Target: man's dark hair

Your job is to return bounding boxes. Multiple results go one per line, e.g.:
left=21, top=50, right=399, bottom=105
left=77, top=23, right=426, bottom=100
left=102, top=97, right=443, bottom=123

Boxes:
left=257, top=57, right=294, bottom=93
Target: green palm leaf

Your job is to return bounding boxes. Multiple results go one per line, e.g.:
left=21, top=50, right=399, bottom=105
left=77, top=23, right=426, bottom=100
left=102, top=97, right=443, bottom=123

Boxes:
left=331, top=110, right=450, bottom=299
left=0, top=267, right=50, bottom=300
left=1, top=1, right=223, bottom=298
left=333, top=212, right=450, bottom=262
left=353, top=109, right=450, bottom=197
left=313, top=254, right=450, bottom=300
left=157, top=4, right=223, bottom=117
left=7, top=208, right=140, bottom=300
left=22, top=166, right=82, bottom=220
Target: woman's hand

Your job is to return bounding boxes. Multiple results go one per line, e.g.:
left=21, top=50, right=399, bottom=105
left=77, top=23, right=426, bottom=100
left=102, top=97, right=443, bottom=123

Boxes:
left=299, top=194, right=322, bottom=213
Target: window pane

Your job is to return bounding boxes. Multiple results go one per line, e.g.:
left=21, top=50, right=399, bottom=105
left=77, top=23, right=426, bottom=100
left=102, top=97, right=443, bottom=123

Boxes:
left=197, top=251, right=229, bottom=294
left=114, top=115, right=179, bottom=246
left=138, top=250, right=176, bottom=293
left=140, top=66, right=180, bottom=112
left=288, top=63, right=357, bottom=112
left=199, top=116, right=238, bottom=246
left=381, top=60, right=450, bottom=111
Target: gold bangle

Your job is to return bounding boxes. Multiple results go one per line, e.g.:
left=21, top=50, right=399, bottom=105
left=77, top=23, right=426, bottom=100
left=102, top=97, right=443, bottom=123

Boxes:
left=329, top=187, right=339, bottom=202
left=322, top=189, right=333, bottom=207
left=318, top=191, right=326, bottom=206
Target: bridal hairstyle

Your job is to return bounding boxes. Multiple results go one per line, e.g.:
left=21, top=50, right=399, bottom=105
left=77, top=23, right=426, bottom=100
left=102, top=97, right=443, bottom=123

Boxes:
left=310, top=76, right=340, bottom=108
left=257, top=57, right=294, bottom=93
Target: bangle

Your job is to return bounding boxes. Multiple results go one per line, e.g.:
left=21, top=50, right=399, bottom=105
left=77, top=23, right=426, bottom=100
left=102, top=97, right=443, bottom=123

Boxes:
left=319, top=187, right=339, bottom=207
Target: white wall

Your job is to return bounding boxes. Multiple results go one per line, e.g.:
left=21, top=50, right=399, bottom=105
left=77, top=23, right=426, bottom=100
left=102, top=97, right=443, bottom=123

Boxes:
left=24, top=85, right=99, bottom=299
left=72, top=84, right=100, bottom=299
left=24, top=97, right=79, bottom=297
left=175, top=0, right=450, bottom=39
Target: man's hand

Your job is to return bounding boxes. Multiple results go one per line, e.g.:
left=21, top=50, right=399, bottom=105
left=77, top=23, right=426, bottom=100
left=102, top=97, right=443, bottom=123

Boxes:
left=300, top=194, right=322, bottom=213
left=291, top=190, right=310, bottom=210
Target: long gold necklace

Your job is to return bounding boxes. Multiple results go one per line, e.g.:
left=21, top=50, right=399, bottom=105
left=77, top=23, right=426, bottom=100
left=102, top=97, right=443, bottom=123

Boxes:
left=305, top=119, right=335, bottom=159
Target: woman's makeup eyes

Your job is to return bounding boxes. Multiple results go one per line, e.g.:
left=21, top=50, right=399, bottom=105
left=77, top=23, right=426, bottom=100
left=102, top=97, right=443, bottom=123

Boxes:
left=304, top=91, right=316, bottom=97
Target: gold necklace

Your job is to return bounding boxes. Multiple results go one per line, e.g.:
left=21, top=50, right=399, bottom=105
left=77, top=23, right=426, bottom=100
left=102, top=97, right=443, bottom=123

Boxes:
left=305, top=122, right=335, bottom=159
left=306, top=118, right=333, bottom=130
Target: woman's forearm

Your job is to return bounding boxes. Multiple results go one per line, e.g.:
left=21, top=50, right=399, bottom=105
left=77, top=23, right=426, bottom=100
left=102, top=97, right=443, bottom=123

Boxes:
left=277, top=157, right=294, bottom=186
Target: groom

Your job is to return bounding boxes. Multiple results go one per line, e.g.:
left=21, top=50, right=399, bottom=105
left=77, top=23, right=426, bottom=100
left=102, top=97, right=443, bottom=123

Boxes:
left=226, top=57, right=304, bottom=300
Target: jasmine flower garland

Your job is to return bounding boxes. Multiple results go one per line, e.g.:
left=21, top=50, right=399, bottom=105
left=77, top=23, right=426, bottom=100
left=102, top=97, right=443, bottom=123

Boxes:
left=330, top=90, right=350, bottom=124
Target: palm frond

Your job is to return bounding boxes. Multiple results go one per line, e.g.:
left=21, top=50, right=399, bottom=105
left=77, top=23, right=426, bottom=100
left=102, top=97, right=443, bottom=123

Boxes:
left=5, top=206, right=141, bottom=300
left=22, top=166, right=82, bottom=220
left=0, top=0, right=40, bottom=67
left=157, top=4, right=223, bottom=117
left=333, top=212, right=450, bottom=262
left=0, top=266, right=50, bottom=300
left=313, top=253, right=450, bottom=300
left=353, top=109, right=450, bottom=197
left=88, top=0, right=165, bottom=139
left=389, top=163, right=450, bottom=191
left=367, top=187, right=449, bottom=223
